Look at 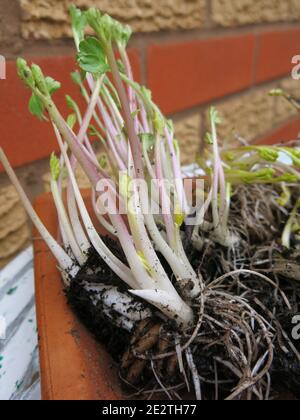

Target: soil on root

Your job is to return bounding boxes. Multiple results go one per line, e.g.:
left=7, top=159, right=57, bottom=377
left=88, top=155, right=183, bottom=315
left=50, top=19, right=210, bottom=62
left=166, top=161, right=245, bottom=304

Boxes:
left=66, top=184, right=300, bottom=399
left=67, top=237, right=131, bottom=361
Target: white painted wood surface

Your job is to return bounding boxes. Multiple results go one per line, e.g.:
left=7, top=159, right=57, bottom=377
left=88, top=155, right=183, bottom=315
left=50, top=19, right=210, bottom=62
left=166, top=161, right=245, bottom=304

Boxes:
left=0, top=247, right=40, bottom=400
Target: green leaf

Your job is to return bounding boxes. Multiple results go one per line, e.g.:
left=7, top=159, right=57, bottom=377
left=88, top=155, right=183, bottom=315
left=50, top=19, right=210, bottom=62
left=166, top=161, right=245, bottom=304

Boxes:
left=280, top=148, right=300, bottom=168
left=29, top=93, right=44, bottom=120
left=66, top=95, right=77, bottom=111
left=50, top=153, right=60, bottom=181
left=17, top=58, right=34, bottom=88
left=45, top=77, right=61, bottom=95
left=86, top=7, right=132, bottom=47
left=131, top=109, right=140, bottom=119
left=98, top=155, right=108, bottom=169
left=166, top=119, right=174, bottom=132
left=31, top=64, right=48, bottom=94
left=223, top=151, right=235, bottom=161
left=256, top=146, right=279, bottom=162
left=117, top=59, right=126, bottom=74
left=69, top=5, right=87, bottom=45
left=205, top=132, right=213, bottom=145
left=141, top=86, right=152, bottom=102
left=173, top=139, right=180, bottom=156
left=152, top=110, right=165, bottom=134
left=71, top=71, right=82, bottom=86
left=77, top=37, right=109, bottom=75
left=210, top=107, right=222, bottom=125
left=88, top=124, right=100, bottom=137
left=85, top=8, right=103, bottom=36
left=275, top=173, right=299, bottom=183
left=67, top=113, right=77, bottom=129
left=113, top=21, right=132, bottom=47
left=28, top=75, right=60, bottom=119
left=174, top=203, right=185, bottom=228
left=140, top=133, right=155, bottom=151
left=277, top=185, right=291, bottom=207
left=269, top=89, right=285, bottom=97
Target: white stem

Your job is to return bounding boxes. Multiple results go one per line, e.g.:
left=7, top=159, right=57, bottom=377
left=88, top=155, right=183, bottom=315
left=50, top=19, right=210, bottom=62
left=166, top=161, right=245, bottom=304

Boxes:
left=130, top=289, right=194, bottom=329
left=54, top=126, right=138, bottom=289
left=0, top=148, right=78, bottom=278
left=91, top=188, right=117, bottom=236
left=51, top=178, right=86, bottom=266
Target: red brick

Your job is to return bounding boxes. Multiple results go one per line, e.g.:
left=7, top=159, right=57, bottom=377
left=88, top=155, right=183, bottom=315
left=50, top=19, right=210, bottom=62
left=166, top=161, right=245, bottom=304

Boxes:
left=147, top=35, right=256, bottom=115
left=255, top=29, right=300, bottom=84
left=0, top=50, right=140, bottom=171
left=257, top=116, right=300, bottom=145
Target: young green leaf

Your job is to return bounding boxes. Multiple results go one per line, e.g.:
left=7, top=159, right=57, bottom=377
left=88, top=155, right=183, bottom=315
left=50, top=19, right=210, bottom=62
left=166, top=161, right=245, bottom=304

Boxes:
left=277, top=184, right=291, bottom=207
left=29, top=93, right=45, bottom=120
left=69, top=5, right=87, bottom=46
left=152, top=110, right=165, bottom=134
left=67, top=113, right=77, bottom=129
left=70, top=71, right=82, bottom=86
left=77, top=37, right=109, bottom=75
left=256, top=146, right=279, bottom=162
left=86, top=8, right=104, bottom=40
left=17, top=58, right=34, bottom=89
left=140, top=133, right=155, bottom=151
left=174, top=203, right=185, bottom=228
left=113, top=21, right=132, bottom=47
left=117, top=59, right=126, bottom=74
left=173, top=139, right=180, bottom=156
left=45, top=77, right=61, bottom=95
left=269, top=89, right=285, bottom=97
left=50, top=153, right=61, bottom=181
left=205, top=132, right=213, bottom=145
left=98, top=155, right=108, bottom=169
left=210, top=107, right=222, bottom=126
left=27, top=73, right=60, bottom=119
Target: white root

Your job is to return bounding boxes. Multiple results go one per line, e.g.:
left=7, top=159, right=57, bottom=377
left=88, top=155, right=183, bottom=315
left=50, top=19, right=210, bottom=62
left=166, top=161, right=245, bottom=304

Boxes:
left=83, top=282, right=152, bottom=322
left=185, top=347, right=202, bottom=400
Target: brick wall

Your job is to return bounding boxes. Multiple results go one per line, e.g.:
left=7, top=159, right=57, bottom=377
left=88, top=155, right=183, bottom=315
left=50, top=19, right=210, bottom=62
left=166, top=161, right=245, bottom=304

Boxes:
left=1, top=0, right=300, bottom=263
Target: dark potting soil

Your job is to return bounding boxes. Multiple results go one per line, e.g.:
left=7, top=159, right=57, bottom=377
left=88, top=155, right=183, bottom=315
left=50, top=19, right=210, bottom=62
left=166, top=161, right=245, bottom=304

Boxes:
left=67, top=230, right=300, bottom=399
left=67, top=237, right=131, bottom=361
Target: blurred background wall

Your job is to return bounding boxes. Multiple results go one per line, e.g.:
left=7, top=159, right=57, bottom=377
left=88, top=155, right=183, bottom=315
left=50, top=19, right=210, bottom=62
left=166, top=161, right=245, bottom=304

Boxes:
left=1, top=0, right=300, bottom=265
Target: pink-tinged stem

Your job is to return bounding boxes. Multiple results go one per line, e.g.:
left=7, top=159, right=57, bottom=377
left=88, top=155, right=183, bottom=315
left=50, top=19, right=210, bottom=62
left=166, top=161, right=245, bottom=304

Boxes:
left=164, top=126, right=189, bottom=214
left=106, top=43, right=144, bottom=179
left=119, top=47, right=139, bottom=133
left=155, top=134, right=175, bottom=246
left=46, top=101, right=100, bottom=186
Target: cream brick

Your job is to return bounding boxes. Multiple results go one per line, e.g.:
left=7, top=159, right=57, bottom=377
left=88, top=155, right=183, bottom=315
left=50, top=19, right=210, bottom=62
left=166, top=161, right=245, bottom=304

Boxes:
left=0, top=204, right=27, bottom=240
left=20, top=0, right=207, bottom=39
left=206, top=89, right=276, bottom=142
left=174, top=114, right=202, bottom=165
left=0, top=223, right=30, bottom=259
left=0, top=186, right=20, bottom=218
left=290, top=0, right=300, bottom=20
left=211, top=0, right=292, bottom=27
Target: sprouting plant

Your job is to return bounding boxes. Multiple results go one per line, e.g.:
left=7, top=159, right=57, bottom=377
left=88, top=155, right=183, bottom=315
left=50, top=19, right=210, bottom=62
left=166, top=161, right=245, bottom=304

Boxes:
left=192, top=107, right=239, bottom=248
left=1, top=6, right=297, bottom=400
left=282, top=198, right=300, bottom=249
left=269, top=88, right=300, bottom=111
left=0, top=6, right=206, bottom=330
